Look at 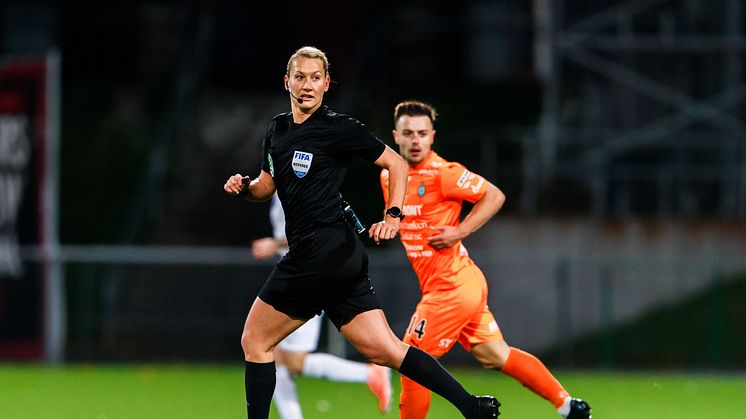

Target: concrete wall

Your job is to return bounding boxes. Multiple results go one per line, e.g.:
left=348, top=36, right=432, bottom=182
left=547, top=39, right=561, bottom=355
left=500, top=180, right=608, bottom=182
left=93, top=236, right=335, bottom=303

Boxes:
left=368, top=218, right=746, bottom=353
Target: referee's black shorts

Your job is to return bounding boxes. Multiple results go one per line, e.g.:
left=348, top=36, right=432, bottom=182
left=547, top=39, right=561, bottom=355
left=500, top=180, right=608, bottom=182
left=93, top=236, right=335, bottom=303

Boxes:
left=258, top=222, right=381, bottom=329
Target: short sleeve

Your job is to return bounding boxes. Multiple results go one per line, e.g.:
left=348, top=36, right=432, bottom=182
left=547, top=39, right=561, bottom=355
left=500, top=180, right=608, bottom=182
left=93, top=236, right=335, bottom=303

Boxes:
left=333, top=116, right=386, bottom=162
left=379, top=169, right=390, bottom=207
left=439, top=163, right=488, bottom=203
left=260, top=121, right=276, bottom=175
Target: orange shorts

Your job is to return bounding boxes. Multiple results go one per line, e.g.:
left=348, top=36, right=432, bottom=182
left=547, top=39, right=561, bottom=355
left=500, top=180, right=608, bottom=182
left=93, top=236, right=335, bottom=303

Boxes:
left=402, top=266, right=503, bottom=357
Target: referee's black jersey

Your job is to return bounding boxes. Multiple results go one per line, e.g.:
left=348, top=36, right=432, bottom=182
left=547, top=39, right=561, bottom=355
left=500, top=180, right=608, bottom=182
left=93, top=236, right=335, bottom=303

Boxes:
left=261, top=105, right=386, bottom=244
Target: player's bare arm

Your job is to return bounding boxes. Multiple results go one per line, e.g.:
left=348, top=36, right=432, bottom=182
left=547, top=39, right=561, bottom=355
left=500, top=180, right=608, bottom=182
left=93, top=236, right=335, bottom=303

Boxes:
left=224, top=170, right=276, bottom=202
left=369, top=146, right=408, bottom=244
left=428, top=183, right=505, bottom=249
left=251, top=236, right=288, bottom=260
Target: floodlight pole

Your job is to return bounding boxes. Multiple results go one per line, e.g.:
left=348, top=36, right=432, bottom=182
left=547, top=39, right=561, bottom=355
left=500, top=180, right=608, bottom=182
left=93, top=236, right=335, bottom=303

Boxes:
left=42, top=49, right=65, bottom=364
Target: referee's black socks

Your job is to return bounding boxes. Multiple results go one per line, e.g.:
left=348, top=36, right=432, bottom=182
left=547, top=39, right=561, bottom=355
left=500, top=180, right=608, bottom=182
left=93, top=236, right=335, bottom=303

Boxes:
left=244, top=360, right=276, bottom=418
left=398, top=346, right=474, bottom=417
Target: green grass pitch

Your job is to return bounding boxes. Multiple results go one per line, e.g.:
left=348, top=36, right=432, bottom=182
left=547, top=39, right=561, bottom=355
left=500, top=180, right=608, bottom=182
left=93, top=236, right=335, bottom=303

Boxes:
left=1, top=363, right=745, bottom=418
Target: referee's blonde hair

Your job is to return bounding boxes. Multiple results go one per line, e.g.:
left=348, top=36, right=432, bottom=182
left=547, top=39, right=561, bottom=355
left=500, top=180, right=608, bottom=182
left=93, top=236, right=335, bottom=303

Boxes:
left=286, top=46, right=330, bottom=76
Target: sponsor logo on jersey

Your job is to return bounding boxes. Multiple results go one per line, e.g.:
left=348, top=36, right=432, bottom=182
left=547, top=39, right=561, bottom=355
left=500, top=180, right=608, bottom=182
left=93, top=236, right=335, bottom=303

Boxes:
left=401, top=221, right=428, bottom=230
left=407, top=250, right=433, bottom=258
left=400, top=232, right=423, bottom=240
left=417, top=183, right=426, bottom=197
left=268, top=154, right=275, bottom=177
left=292, top=150, right=313, bottom=178
left=456, top=169, right=484, bottom=192
left=456, top=169, right=472, bottom=187
left=403, top=204, right=422, bottom=216
left=469, top=177, right=484, bottom=193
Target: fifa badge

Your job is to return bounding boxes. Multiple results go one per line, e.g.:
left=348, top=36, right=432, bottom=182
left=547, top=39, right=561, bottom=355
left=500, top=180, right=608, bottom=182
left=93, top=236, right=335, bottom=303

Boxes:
left=292, top=150, right=313, bottom=178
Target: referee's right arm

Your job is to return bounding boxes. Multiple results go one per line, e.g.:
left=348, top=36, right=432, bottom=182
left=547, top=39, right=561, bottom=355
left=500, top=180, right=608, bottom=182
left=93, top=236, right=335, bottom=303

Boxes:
left=374, top=146, right=408, bottom=213
left=224, top=170, right=276, bottom=202
left=368, top=146, right=408, bottom=244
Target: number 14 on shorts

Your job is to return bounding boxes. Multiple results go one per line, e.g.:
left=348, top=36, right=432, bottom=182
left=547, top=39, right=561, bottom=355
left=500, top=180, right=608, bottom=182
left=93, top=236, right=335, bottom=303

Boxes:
left=406, top=315, right=427, bottom=340
left=406, top=314, right=453, bottom=349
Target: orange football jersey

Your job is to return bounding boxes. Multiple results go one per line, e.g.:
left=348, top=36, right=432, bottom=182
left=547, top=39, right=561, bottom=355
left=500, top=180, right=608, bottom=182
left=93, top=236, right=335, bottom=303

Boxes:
left=381, top=151, right=488, bottom=294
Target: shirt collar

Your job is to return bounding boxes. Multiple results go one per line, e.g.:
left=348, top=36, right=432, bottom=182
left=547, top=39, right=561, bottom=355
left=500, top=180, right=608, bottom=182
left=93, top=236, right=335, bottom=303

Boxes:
left=411, top=151, right=438, bottom=171
left=291, top=105, right=328, bottom=125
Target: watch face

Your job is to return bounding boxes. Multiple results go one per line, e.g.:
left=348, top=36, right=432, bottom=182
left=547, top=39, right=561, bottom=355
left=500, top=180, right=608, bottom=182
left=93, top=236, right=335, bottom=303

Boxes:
left=387, top=207, right=402, bottom=218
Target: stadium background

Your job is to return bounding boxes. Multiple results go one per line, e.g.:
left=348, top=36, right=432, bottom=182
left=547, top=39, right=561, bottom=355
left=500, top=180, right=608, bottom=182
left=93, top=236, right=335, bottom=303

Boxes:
left=1, top=0, right=746, bottom=415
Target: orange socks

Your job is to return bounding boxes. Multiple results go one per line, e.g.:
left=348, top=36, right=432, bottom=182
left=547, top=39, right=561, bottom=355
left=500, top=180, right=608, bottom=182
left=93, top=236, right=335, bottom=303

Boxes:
left=399, top=347, right=569, bottom=417
left=399, top=376, right=432, bottom=419
left=501, top=347, right=569, bottom=408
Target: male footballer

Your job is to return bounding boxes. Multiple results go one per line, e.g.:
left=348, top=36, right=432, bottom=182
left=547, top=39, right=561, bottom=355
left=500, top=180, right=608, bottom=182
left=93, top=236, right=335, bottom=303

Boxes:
left=381, top=100, right=591, bottom=419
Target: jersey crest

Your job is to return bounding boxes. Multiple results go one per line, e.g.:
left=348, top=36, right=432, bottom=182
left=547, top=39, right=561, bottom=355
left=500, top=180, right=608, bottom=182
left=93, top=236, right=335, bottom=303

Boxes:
left=292, top=150, right=313, bottom=178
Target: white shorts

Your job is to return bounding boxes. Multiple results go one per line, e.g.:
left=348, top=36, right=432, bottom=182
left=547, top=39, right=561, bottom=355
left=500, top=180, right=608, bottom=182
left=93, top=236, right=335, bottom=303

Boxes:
left=279, top=314, right=323, bottom=353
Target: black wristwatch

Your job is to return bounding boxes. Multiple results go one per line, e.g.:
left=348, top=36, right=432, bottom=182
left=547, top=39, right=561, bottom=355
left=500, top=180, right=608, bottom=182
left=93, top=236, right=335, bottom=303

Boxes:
left=385, top=206, right=405, bottom=220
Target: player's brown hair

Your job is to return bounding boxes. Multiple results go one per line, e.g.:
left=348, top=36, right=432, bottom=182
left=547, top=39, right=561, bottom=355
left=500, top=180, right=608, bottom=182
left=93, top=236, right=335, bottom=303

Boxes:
left=394, top=100, right=438, bottom=125
left=286, top=46, right=330, bottom=76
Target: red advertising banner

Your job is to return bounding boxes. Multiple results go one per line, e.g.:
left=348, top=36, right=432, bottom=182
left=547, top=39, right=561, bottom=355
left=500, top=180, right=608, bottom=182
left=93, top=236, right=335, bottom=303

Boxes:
left=0, top=56, right=51, bottom=360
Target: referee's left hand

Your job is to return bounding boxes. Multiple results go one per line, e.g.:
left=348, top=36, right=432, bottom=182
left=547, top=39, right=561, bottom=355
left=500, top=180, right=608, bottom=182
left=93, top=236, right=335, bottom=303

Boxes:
left=368, top=216, right=400, bottom=245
